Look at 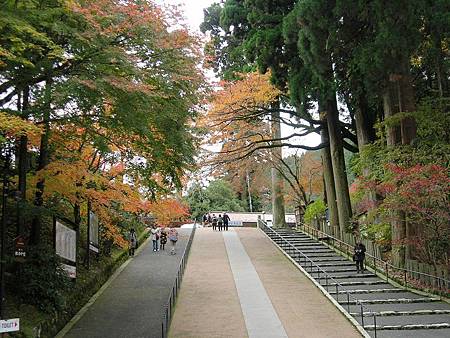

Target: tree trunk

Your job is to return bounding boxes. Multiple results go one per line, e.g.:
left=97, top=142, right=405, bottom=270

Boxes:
left=354, top=93, right=375, bottom=152
left=17, top=86, right=29, bottom=236
left=320, top=112, right=339, bottom=238
left=30, top=79, right=52, bottom=245
left=383, top=59, right=417, bottom=267
left=271, top=107, right=286, bottom=228
left=325, top=97, right=352, bottom=237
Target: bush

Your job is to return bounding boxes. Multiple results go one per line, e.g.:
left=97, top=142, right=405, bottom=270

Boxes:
left=304, top=199, right=326, bottom=224
left=15, top=245, right=71, bottom=313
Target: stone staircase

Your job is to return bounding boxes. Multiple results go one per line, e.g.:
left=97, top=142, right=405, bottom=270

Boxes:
left=264, top=227, right=450, bottom=338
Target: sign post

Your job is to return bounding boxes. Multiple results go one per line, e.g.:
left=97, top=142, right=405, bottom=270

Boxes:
left=87, top=201, right=90, bottom=270
left=14, top=236, right=27, bottom=259
left=0, top=318, right=19, bottom=333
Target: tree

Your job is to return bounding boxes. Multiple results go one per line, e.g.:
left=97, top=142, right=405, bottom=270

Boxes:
left=185, top=180, right=245, bottom=220
left=0, top=0, right=206, bottom=251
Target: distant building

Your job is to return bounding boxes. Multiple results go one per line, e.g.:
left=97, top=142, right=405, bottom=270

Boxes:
left=209, top=211, right=296, bottom=227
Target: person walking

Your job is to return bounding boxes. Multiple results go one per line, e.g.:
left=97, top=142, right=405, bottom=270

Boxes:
left=223, top=212, right=230, bottom=231
left=160, top=228, right=167, bottom=250
left=168, top=226, right=179, bottom=255
left=128, top=228, right=137, bottom=256
left=353, top=241, right=366, bottom=273
left=211, top=214, right=217, bottom=231
left=207, top=213, right=212, bottom=226
left=218, top=214, right=223, bottom=231
left=202, top=213, right=208, bottom=226
left=151, top=225, right=160, bottom=252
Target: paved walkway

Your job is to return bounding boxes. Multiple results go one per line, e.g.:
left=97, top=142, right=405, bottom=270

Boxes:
left=170, top=228, right=362, bottom=338
left=59, top=229, right=192, bottom=338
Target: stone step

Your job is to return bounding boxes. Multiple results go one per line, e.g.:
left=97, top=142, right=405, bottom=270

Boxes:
left=343, top=297, right=441, bottom=305
left=297, top=253, right=339, bottom=257
left=341, top=292, right=425, bottom=301
left=316, top=273, right=377, bottom=279
left=364, top=323, right=450, bottom=331
left=330, top=288, right=405, bottom=295
left=347, top=301, right=450, bottom=314
left=326, top=281, right=397, bottom=287
left=315, top=261, right=355, bottom=267
left=308, top=257, right=348, bottom=262
left=352, top=309, right=450, bottom=317
left=293, top=249, right=334, bottom=254
left=307, top=267, right=357, bottom=273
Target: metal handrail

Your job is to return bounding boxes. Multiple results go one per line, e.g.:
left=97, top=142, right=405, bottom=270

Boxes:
left=161, top=225, right=197, bottom=338
left=259, top=220, right=377, bottom=337
left=299, top=222, right=450, bottom=294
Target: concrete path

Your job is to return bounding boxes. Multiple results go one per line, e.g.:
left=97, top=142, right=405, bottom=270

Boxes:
left=170, top=228, right=362, bottom=338
left=223, top=230, right=287, bottom=338
left=168, top=227, right=247, bottom=338
left=60, top=229, right=192, bottom=338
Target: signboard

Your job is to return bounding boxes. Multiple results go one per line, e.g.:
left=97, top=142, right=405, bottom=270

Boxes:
left=61, top=263, right=76, bottom=279
left=55, top=218, right=76, bottom=278
left=229, top=220, right=243, bottom=227
left=89, top=210, right=99, bottom=253
left=55, top=220, right=76, bottom=262
left=14, top=236, right=26, bottom=258
left=0, top=318, right=19, bottom=333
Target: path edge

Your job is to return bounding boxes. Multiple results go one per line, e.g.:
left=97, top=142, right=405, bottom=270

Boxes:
left=258, top=228, right=370, bottom=338
left=55, top=236, right=151, bottom=338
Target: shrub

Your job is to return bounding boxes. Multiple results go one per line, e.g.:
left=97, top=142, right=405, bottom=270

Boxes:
left=304, top=199, right=326, bottom=224
left=15, top=245, right=71, bottom=313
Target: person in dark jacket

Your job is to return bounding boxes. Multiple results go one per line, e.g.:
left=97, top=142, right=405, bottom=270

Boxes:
left=353, top=242, right=366, bottom=273
left=129, top=228, right=137, bottom=256
left=218, top=214, right=223, bottom=231
left=160, top=228, right=167, bottom=250
left=211, top=214, right=217, bottom=231
left=223, top=212, right=230, bottom=231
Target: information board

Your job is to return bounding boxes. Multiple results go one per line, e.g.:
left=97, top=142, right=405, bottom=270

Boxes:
left=55, top=220, right=76, bottom=263
left=89, top=210, right=99, bottom=253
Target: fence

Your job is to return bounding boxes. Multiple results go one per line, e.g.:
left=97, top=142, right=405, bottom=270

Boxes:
left=299, top=222, right=450, bottom=295
left=160, top=225, right=197, bottom=338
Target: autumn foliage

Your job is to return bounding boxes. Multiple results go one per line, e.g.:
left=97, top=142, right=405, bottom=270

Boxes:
left=0, top=0, right=205, bottom=248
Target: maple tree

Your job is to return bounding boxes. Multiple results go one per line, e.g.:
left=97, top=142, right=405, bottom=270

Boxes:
left=364, top=164, right=450, bottom=267
left=0, top=0, right=205, bottom=248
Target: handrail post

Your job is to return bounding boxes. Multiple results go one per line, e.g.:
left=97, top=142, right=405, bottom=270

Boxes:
left=347, top=292, right=350, bottom=312
left=386, top=262, right=389, bottom=282
left=360, top=303, right=365, bottom=328
left=373, top=314, right=377, bottom=338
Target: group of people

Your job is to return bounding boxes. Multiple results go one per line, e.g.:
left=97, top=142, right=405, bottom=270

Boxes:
left=128, top=225, right=179, bottom=256
left=202, top=212, right=230, bottom=231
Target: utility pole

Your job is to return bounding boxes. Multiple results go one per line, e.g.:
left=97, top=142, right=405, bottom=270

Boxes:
left=246, top=170, right=253, bottom=212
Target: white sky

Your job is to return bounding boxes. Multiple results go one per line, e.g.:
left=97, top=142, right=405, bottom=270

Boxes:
left=162, top=0, right=321, bottom=156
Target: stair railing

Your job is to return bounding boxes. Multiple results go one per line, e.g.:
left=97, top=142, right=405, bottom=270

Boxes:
left=298, top=222, right=450, bottom=296
left=259, top=220, right=377, bottom=337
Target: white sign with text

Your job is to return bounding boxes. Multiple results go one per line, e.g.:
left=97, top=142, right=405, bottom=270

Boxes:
left=0, top=318, right=19, bottom=333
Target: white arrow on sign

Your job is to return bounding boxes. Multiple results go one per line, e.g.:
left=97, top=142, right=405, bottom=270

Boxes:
left=0, top=318, right=20, bottom=333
